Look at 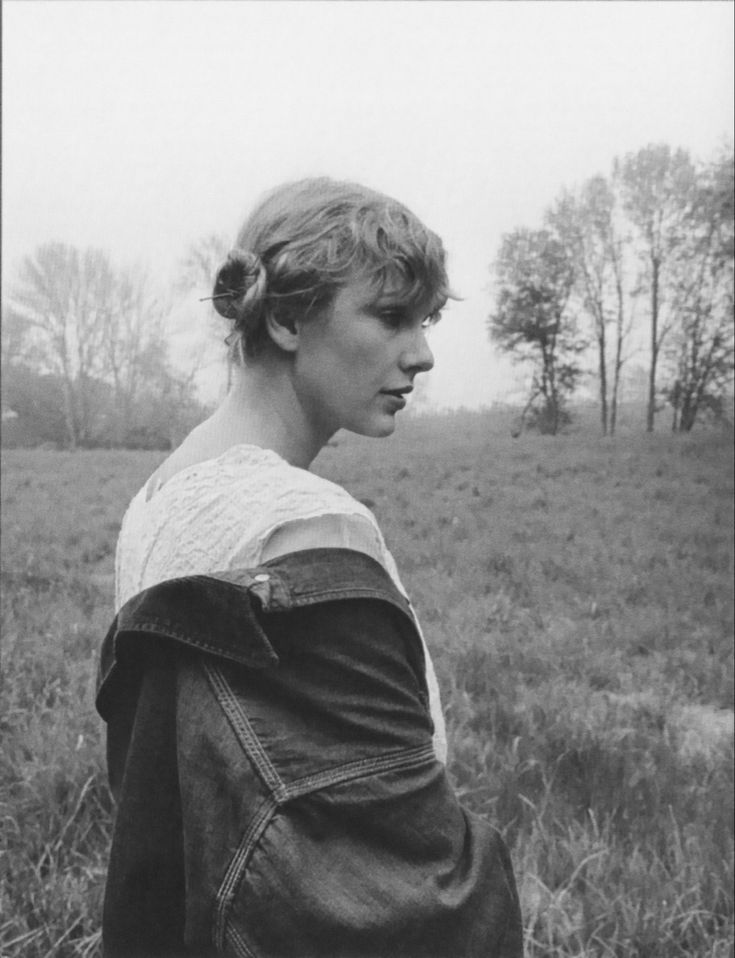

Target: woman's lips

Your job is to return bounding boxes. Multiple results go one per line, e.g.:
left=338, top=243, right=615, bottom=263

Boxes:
left=381, top=391, right=408, bottom=409
left=381, top=386, right=413, bottom=398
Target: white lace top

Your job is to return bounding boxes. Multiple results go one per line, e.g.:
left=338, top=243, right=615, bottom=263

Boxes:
left=115, top=444, right=447, bottom=763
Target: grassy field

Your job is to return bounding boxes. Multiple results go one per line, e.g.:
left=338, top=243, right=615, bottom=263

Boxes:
left=1, top=408, right=733, bottom=957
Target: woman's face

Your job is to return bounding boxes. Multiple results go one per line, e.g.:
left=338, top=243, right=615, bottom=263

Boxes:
left=291, top=273, right=437, bottom=440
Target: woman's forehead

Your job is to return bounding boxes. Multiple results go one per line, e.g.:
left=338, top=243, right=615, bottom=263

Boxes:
left=372, top=268, right=447, bottom=315
left=347, top=265, right=427, bottom=303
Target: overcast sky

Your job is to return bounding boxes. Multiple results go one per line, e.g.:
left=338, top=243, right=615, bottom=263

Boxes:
left=3, top=0, right=733, bottom=408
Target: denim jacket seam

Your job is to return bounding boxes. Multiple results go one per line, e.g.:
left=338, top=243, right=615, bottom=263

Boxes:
left=210, top=557, right=410, bottom=618
left=113, top=618, right=278, bottom=667
left=225, top=920, right=260, bottom=958
left=213, top=794, right=277, bottom=953
left=206, top=661, right=437, bottom=805
left=126, top=616, right=275, bottom=655
left=283, top=742, right=437, bottom=800
left=213, top=744, right=438, bottom=956
left=268, top=585, right=409, bottom=614
left=204, top=661, right=287, bottom=800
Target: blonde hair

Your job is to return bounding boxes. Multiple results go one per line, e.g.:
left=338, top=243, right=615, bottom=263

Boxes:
left=212, top=177, right=453, bottom=362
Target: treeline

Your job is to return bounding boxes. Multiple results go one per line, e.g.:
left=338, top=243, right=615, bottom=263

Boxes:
left=489, top=143, right=734, bottom=435
left=2, top=145, right=732, bottom=448
left=2, top=244, right=215, bottom=449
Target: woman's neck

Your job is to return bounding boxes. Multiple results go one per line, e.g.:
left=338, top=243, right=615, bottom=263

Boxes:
left=203, top=358, right=331, bottom=469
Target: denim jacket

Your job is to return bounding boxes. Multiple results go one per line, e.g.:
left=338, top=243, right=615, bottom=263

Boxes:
left=96, top=548, right=522, bottom=958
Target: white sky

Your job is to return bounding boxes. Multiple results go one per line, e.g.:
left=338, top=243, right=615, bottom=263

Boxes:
left=3, top=0, right=733, bottom=408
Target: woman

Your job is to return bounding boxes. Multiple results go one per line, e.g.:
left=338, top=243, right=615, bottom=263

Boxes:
left=98, top=178, right=522, bottom=957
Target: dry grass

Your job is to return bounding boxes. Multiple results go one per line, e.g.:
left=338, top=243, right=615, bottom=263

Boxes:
left=2, top=409, right=733, bottom=956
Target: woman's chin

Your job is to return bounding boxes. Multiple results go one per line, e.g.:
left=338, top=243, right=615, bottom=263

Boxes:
left=347, top=414, right=398, bottom=439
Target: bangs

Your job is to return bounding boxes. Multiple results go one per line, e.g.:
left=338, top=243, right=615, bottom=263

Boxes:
left=348, top=204, right=456, bottom=318
left=360, top=262, right=449, bottom=323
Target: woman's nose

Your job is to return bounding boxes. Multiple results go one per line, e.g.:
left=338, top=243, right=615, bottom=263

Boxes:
left=400, top=328, right=435, bottom=375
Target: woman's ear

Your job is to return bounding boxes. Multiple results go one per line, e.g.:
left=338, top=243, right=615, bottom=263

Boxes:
left=264, top=310, right=300, bottom=353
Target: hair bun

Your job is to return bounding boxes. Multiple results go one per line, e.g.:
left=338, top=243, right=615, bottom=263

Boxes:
left=212, top=248, right=267, bottom=321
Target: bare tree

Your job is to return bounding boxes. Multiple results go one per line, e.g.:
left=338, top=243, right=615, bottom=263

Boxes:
left=102, top=266, right=170, bottom=445
left=177, top=233, right=232, bottom=388
left=548, top=176, right=636, bottom=436
left=177, top=233, right=230, bottom=294
left=615, top=144, right=697, bottom=431
left=607, top=206, right=636, bottom=437
left=11, top=243, right=116, bottom=447
left=547, top=176, right=634, bottom=435
left=8, top=242, right=205, bottom=449
left=666, top=151, right=735, bottom=430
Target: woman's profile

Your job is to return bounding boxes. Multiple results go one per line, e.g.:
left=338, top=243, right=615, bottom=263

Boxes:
left=97, top=177, right=523, bottom=957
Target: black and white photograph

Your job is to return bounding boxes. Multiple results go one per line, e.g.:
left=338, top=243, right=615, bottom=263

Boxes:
left=2, top=2, right=733, bottom=956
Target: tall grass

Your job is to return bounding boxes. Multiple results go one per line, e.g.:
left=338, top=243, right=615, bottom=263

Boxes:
left=2, top=413, right=733, bottom=956
left=1, top=452, right=151, bottom=957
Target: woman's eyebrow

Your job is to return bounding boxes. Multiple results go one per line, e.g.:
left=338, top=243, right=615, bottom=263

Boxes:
left=372, top=289, right=408, bottom=307
left=368, top=301, right=410, bottom=317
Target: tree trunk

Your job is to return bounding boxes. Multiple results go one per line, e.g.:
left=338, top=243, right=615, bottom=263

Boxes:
left=683, top=374, right=711, bottom=432
left=610, top=315, right=623, bottom=437
left=609, top=249, right=626, bottom=438
left=77, top=370, right=89, bottom=446
left=61, top=375, right=78, bottom=450
left=680, top=396, right=696, bottom=432
left=58, top=336, right=79, bottom=450
left=541, top=341, right=559, bottom=435
left=610, top=381, right=619, bottom=436
left=646, top=256, right=660, bottom=432
left=598, top=325, right=608, bottom=436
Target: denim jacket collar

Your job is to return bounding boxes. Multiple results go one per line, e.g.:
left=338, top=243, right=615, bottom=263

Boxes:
left=97, top=548, right=413, bottom=721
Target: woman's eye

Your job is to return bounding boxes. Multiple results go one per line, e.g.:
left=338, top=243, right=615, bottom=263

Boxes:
left=375, top=307, right=441, bottom=330
left=379, top=309, right=405, bottom=328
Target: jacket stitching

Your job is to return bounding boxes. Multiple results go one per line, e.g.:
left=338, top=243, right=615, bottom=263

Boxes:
left=283, top=743, right=437, bottom=800
left=204, top=662, right=287, bottom=800
left=268, top=586, right=410, bottom=613
left=213, top=794, right=277, bottom=952
left=226, top=921, right=260, bottom=958
left=206, top=662, right=437, bottom=803
left=118, top=618, right=276, bottom=661
left=211, top=745, right=437, bottom=955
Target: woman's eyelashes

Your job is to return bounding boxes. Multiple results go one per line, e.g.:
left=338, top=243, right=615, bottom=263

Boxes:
left=378, top=307, right=407, bottom=329
left=373, top=305, right=441, bottom=330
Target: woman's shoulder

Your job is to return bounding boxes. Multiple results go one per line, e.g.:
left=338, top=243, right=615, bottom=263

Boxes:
left=114, top=442, right=384, bottom=609
left=210, top=443, right=376, bottom=522
left=120, top=443, right=380, bottom=559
